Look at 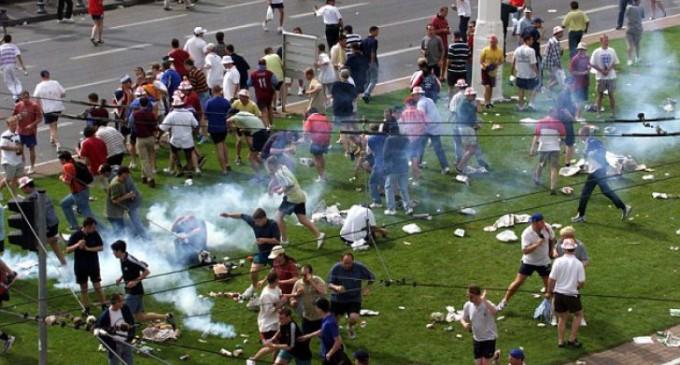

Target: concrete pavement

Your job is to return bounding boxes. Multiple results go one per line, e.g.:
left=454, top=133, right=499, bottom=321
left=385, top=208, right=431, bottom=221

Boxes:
left=0, top=0, right=678, bottom=176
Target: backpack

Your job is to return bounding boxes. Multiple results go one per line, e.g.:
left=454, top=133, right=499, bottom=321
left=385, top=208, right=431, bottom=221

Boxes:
left=74, top=161, right=94, bottom=185
left=420, top=73, right=440, bottom=102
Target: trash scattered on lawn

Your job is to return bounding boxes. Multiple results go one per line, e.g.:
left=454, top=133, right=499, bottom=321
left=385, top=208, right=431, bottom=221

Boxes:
left=628, top=307, right=633, bottom=312
left=299, top=157, right=315, bottom=167
left=496, top=230, right=518, bottom=242
left=497, top=316, right=505, bottom=321
left=491, top=124, right=503, bottom=130
left=464, top=166, right=488, bottom=175
left=653, top=192, right=678, bottom=199
left=197, top=339, right=207, bottom=343
left=179, top=354, right=190, bottom=360
left=533, top=298, right=552, bottom=324
left=671, top=309, right=680, bottom=317
left=520, top=118, right=537, bottom=125
left=492, top=214, right=531, bottom=229
left=532, top=293, right=541, bottom=299
left=446, top=306, right=460, bottom=323
left=575, top=361, right=586, bottom=365
left=454, top=229, right=465, bottom=238
left=537, top=323, right=546, bottom=327
left=403, top=241, right=412, bottom=246
left=551, top=224, right=562, bottom=230
left=459, top=207, right=477, bottom=216
left=219, top=349, right=233, bottom=357
left=455, top=174, right=470, bottom=185
left=184, top=179, right=193, bottom=186
left=431, top=312, right=445, bottom=322
left=659, top=331, right=680, bottom=347
left=360, top=321, right=367, bottom=328
left=426, top=323, right=435, bottom=329
left=359, top=309, right=379, bottom=316
left=444, top=326, right=454, bottom=332
left=662, top=97, right=676, bottom=113
left=402, top=223, right=422, bottom=234
left=483, top=226, right=497, bottom=232
left=633, top=336, right=655, bottom=344
left=142, top=324, right=180, bottom=342
left=351, top=239, right=370, bottom=251
left=559, top=165, right=582, bottom=177
left=456, top=334, right=463, bottom=339
left=233, top=349, right=243, bottom=357
left=677, top=229, right=680, bottom=235
left=670, top=246, right=680, bottom=251
left=603, top=126, right=617, bottom=134
left=642, top=174, right=655, bottom=180
left=561, top=186, right=574, bottom=195
left=413, top=213, right=433, bottom=220
left=495, top=113, right=501, bottom=117
left=398, top=306, right=406, bottom=310
left=311, top=202, right=345, bottom=226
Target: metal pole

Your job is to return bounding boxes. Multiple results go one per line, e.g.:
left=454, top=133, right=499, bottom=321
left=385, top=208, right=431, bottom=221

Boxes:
left=36, top=191, right=48, bottom=365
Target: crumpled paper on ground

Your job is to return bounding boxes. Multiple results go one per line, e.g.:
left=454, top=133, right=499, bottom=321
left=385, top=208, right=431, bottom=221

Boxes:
left=496, top=230, right=518, bottom=242
left=402, top=223, right=422, bottom=234
left=311, top=202, right=345, bottom=226
left=142, top=325, right=180, bottom=342
left=652, top=192, right=677, bottom=199
left=359, top=309, right=379, bottom=316
left=453, top=229, right=465, bottom=237
left=493, top=214, right=531, bottom=229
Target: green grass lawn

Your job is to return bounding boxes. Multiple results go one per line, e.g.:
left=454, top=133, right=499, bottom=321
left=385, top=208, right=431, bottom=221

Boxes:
left=1, top=27, right=679, bottom=365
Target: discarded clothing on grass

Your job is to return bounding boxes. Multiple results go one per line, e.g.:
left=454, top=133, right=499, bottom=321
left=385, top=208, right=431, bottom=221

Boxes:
left=142, top=324, right=180, bottom=342
left=533, top=298, right=552, bottom=324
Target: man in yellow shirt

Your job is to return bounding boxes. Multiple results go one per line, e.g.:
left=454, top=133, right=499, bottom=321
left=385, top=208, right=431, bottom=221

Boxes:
left=263, top=47, right=286, bottom=112
left=562, top=1, right=590, bottom=58
left=479, top=34, right=504, bottom=109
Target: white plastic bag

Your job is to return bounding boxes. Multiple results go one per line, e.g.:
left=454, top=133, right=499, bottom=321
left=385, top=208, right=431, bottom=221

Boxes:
left=266, top=6, right=274, bottom=21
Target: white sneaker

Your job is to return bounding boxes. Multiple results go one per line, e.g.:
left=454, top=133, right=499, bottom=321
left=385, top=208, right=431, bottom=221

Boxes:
left=247, top=359, right=257, bottom=365
left=26, top=166, right=35, bottom=175
left=384, top=209, right=397, bottom=216
left=314, top=176, right=326, bottom=183
left=580, top=317, right=587, bottom=327
left=369, top=202, right=383, bottom=209
left=241, top=285, right=255, bottom=299
left=297, top=89, right=304, bottom=96
left=441, top=167, right=451, bottom=175
left=405, top=208, right=414, bottom=215
left=2, top=336, right=14, bottom=353
left=316, top=232, right=326, bottom=249
left=496, top=299, right=508, bottom=312
left=550, top=316, right=557, bottom=326
left=62, top=18, right=75, bottom=23
left=627, top=59, right=633, bottom=66
left=129, top=162, right=137, bottom=169
left=262, top=21, right=268, bottom=31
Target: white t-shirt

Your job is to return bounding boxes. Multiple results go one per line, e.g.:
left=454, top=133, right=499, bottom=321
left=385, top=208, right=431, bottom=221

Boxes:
left=107, top=307, right=129, bottom=342
left=159, top=109, right=199, bottom=149
left=513, top=45, right=537, bottom=79
left=317, top=52, right=336, bottom=84
left=462, top=300, right=497, bottom=341
left=33, top=80, right=65, bottom=113
left=589, top=47, right=619, bottom=80
left=222, top=67, right=240, bottom=99
left=549, top=254, right=585, bottom=296
left=521, top=224, right=554, bottom=266
left=257, top=285, right=282, bottom=333
left=95, top=126, right=126, bottom=158
left=184, top=36, right=207, bottom=69
left=315, top=5, right=342, bottom=24
left=204, top=53, right=225, bottom=88
left=456, top=0, right=472, bottom=17
left=340, top=205, right=376, bottom=243
left=0, top=129, right=22, bottom=166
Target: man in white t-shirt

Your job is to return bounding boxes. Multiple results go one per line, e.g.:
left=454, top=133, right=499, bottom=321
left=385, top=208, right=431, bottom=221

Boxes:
left=547, top=238, right=585, bottom=348
left=498, top=213, right=555, bottom=311
left=184, top=27, right=207, bottom=69
left=257, top=272, right=282, bottom=340
left=0, top=34, right=28, bottom=101
left=159, top=95, right=200, bottom=176
left=0, top=116, right=24, bottom=193
left=460, top=285, right=501, bottom=364
left=33, top=70, right=65, bottom=150
left=221, top=56, right=240, bottom=100
left=339, top=205, right=387, bottom=246
left=314, top=0, right=343, bottom=49
left=454, top=0, right=472, bottom=38
left=511, top=34, right=538, bottom=111
left=589, top=35, right=619, bottom=117
left=530, top=113, right=566, bottom=194
left=203, top=44, right=224, bottom=89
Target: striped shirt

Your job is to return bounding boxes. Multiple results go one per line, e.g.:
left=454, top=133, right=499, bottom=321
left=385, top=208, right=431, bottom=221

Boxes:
left=447, top=41, right=470, bottom=73
left=188, top=68, right=209, bottom=94
left=0, top=43, right=20, bottom=66
left=544, top=37, right=563, bottom=70
left=345, top=33, right=362, bottom=53
left=399, top=106, right=428, bottom=141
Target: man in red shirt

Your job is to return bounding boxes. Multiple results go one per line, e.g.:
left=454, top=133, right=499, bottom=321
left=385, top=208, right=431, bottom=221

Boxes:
left=179, top=80, right=202, bottom=121
left=431, top=6, right=451, bottom=81
left=77, top=126, right=108, bottom=189
left=131, top=97, right=158, bottom=187
left=12, top=91, right=42, bottom=175
left=249, top=59, right=277, bottom=128
left=269, top=246, right=299, bottom=297
left=169, top=38, right=190, bottom=78
left=58, top=151, right=96, bottom=231
left=302, top=109, right=332, bottom=182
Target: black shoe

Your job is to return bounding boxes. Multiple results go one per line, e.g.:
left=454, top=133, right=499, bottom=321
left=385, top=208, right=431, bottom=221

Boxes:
left=141, top=177, right=148, bottom=184
left=362, top=95, right=370, bottom=104
left=81, top=307, right=91, bottom=316
left=166, top=313, right=177, bottom=330
left=568, top=340, right=582, bottom=348
left=550, top=189, right=557, bottom=196
left=558, top=342, right=566, bottom=348
left=148, top=179, right=156, bottom=188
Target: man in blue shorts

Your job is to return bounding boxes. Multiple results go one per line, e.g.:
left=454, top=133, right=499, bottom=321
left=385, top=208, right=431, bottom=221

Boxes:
left=221, top=208, right=280, bottom=299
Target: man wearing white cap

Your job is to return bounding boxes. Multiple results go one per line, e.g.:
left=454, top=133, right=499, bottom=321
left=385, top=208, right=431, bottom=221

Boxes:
left=184, top=27, right=207, bottom=69
left=159, top=93, right=200, bottom=176
left=513, top=8, right=533, bottom=46
left=546, top=238, right=585, bottom=348
left=164, top=0, right=193, bottom=11
left=544, top=26, right=565, bottom=90
left=203, top=43, right=223, bottom=89
left=449, top=79, right=468, bottom=163
left=221, top=56, right=240, bottom=101
left=412, top=86, right=450, bottom=174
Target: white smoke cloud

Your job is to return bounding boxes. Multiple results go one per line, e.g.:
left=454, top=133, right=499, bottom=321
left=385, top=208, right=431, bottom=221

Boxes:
left=2, top=180, right=325, bottom=338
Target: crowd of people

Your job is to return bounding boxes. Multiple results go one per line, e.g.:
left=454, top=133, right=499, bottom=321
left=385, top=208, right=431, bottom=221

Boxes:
left=0, top=0, right=664, bottom=363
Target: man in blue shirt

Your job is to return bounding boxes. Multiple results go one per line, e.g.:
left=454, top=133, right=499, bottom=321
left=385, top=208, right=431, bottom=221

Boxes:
left=360, top=26, right=379, bottom=103
left=382, top=120, right=411, bottom=215
left=571, top=127, right=631, bottom=223
left=367, top=122, right=386, bottom=207
left=160, top=59, right=181, bottom=107
left=327, top=252, right=375, bottom=340
left=205, top=85, right=231, bottom=174
left=299, top=297, right=350, bottom=364
left=331, top=69, right=359, bottom=157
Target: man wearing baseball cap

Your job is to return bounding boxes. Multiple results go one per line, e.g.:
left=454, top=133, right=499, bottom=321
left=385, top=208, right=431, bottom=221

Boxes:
left=508, top=348, right=525, bottom=364
left=221, top=56, right=241, bottom=101
left=547, top=238, right=585, bottom=348
left=544, top=26, right=566, bottom=91
left=498, top=213, right=555, bottom=311
left=184, top=27, right=207, bottom=69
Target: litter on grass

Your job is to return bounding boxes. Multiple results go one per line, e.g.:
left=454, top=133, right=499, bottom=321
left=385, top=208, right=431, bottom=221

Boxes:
left=561, top=186, right=574, bottom=195
left=311, top=203, right=345, bottom=226
left=455, top=174, right=470, bottom=185
left=633, top=336, right=654, bottom=344
left=403, top=241, right=412, bottom=246
left=670, top=309, right=680, bottom=317
left=642, top=174, right=655, bottom=180
left=520, top=118, right=538, bottom=125
left=653, top=192, right=678, bottom=199
left=402, top=223, right=422, bottom=234
left=459, top=207, right=477, bottom=216
left=491, top=124, right=503, bottom=130
left=483, top=226, right=497, bottom=232
left=496, top=230, right=518, bottom=242
left=454, top=229, right=465, bottom=237
left=359, top=309, right=379, bottom=316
